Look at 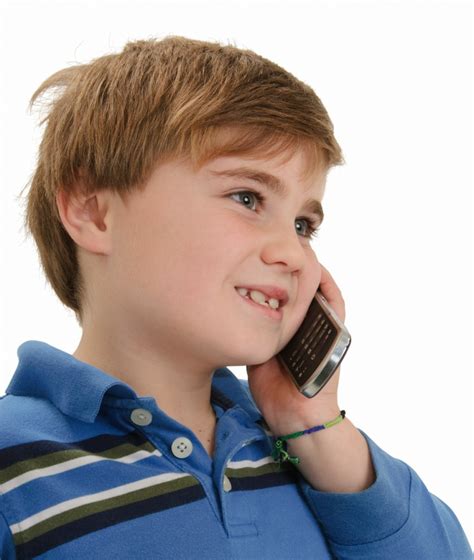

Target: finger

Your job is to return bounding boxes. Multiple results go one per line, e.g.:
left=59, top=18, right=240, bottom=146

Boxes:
left=318, top=264, right=346, bottom=320
left=319, top=264, right=342, bottom=299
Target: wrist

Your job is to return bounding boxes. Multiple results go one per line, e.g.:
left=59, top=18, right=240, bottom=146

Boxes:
left=270, top=409, right=347, bottom=468
left=271, top=406, right=342, bottom=436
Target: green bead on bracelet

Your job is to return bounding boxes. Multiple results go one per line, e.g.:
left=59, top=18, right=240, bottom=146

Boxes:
left=271, top=410, right=346, bottom=466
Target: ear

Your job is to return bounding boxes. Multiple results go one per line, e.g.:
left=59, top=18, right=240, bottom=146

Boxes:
left=56, top=182, right=114, bottom=256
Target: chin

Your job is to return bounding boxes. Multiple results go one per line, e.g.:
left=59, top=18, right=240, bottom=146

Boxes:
left=238, top=347, right=279, bottom=367
left=220, top=329, right=283, bottom=366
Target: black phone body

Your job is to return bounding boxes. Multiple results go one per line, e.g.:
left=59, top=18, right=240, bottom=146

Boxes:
left=276, top=291, right=351, bottom=398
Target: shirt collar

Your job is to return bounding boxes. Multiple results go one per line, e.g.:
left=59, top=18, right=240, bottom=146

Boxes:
left=6, top=340, right=263, bottom=424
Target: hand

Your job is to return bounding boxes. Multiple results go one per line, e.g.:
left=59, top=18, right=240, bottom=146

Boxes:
left=246, top=263, right=346, bottom=433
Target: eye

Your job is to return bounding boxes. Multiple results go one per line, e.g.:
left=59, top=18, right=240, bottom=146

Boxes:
left=230, top=190, right=262, bottom=211
left=295, top=218, right=320, bottom=240
left=229, top=190, right=321, bottom=240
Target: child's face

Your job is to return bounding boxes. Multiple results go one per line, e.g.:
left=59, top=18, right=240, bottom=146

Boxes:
left=101, top=147, right=326, bottom=369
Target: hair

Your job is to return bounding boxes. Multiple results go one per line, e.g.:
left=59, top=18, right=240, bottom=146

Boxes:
left=19, top=35, right=345, bottom=327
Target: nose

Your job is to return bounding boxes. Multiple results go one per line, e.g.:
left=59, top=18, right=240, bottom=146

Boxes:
left=259, top=223, right=310, bottom=273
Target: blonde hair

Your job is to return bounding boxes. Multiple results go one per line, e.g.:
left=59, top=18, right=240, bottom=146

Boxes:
left=19, top=35, right=345, bottom=326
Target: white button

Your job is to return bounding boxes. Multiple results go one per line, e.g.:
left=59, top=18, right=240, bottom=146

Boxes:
left=223, top=475, right=232, bottom=492
left=171, top=437, right=193, bottom=458
left=130, top=408, right=152, bottom=426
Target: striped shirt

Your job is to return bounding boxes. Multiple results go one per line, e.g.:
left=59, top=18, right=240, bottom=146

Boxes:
left=0, top=340, right=471, bottom=559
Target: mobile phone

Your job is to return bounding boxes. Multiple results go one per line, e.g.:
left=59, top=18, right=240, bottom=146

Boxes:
left=276, top=290, right=351, bottom=398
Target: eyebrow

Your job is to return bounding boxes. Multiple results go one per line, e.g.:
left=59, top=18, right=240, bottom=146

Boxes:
left=208, top=166, right=324, bottom=224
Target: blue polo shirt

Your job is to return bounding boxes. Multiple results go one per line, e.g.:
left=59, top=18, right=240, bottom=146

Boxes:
left=0, top=340, right=471, bottom=559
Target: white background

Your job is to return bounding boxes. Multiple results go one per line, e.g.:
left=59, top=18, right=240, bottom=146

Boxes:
left=0, top=0, right=472, bottom=548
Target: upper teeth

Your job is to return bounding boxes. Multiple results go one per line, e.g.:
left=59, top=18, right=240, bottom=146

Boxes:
left=237, top=287, right=280, bottom=310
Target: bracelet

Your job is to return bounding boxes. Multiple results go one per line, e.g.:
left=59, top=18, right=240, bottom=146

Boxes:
left=271, top=410, right=346, bottom=466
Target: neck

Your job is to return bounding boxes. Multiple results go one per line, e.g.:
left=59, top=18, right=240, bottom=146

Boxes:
left=72, top=333, right=218, bottom=429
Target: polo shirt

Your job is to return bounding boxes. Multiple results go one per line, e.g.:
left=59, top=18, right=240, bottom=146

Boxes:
left=0, top=340, right=471, bottom=559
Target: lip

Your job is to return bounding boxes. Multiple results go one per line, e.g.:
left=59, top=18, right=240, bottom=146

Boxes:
left=234, top=285, right=289, bottom=307
left=234, top=287, right=284, bottom=321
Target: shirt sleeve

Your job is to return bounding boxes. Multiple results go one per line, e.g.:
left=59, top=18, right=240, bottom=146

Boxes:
left=0, top=508, right=16, bottom=559
left=295, top=429, right=473, bottom=560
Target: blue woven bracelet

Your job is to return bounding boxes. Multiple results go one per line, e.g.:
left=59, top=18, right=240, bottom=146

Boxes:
left=271, top=410, right=346, bottom=466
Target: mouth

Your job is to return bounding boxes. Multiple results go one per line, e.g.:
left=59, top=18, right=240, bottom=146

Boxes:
left=234, top=287, right=284, bottom=321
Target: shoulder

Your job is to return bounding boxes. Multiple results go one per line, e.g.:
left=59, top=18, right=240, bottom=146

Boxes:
left=0, top=393, right=70, bottom=450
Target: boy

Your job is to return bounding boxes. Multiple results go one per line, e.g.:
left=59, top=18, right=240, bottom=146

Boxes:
left=0, top=36, right=471, bottom=559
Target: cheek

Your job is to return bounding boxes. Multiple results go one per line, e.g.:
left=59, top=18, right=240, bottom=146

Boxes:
left=185, top=210, right=251, bottom=259
left=283, top=253, right=321, bottom=338
left=303, top=250, right=322, bottom=300
left=142, top=211, right=241, bottom=290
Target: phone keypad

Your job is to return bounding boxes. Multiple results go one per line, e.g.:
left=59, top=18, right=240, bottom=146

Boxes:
left=279, top=297, right=337, bottom=385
